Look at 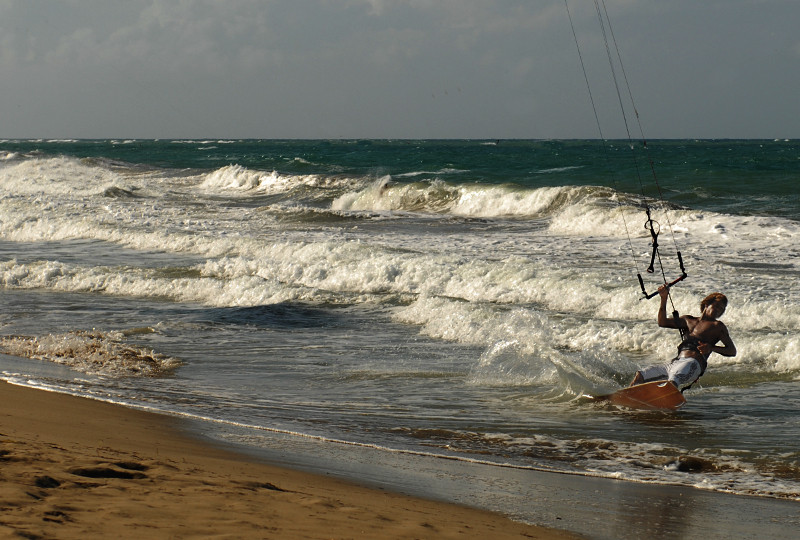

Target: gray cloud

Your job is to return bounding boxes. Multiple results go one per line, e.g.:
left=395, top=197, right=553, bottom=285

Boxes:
left=1, top=0, right=798, bottom=139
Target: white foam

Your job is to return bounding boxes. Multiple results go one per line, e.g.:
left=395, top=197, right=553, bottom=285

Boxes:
left=3, top=210, right=797, bottom=378
left=331, top=178, right=790, bottom=255
left=0, top=258, right=309, bottom=307
left=332, top=179, right=585, bottom=218
left=2, top=155, right=798, bottom=383
left=394, top=294, right=644, bottom=388
left=394, top=168, right=469, bottom=178
left=199, top=164, right=328, bottom=195
left=0, top=330, right=181, bottom=376
left=0, top=156, right=127, bottom=197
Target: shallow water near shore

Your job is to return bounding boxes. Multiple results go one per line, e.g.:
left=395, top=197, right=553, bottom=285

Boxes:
left=1, top=139, right=799, bottom=535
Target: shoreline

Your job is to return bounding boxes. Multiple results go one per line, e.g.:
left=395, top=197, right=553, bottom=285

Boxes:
left=0, top=381, right=576, bottom=539
left=3, top=381, right=799, bottom=539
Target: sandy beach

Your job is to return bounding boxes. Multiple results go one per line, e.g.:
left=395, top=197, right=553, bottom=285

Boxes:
left=0, top=381, right=577, bottom=539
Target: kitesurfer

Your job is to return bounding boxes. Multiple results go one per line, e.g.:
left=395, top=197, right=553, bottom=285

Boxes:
left=630, top=284, right=737, bottom=388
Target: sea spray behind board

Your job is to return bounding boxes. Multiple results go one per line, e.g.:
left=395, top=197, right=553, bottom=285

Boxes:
left=1, top=139, right=800, bottom=510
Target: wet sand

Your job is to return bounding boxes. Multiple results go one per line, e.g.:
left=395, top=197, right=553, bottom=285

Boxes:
left=0, top=381, right=577, bottom=539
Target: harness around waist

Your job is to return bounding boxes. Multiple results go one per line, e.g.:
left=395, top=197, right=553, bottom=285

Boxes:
left=676, top=336, right=709, bottom=375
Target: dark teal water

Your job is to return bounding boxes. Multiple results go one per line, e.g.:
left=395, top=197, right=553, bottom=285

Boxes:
left=2, top=138, right=797, bottom=216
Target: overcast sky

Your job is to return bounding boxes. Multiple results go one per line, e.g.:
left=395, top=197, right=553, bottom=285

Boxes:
left=1, top=0, right=798, bottom=139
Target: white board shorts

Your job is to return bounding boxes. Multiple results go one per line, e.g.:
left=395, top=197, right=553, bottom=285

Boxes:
left=638, top=357, right=702, bottom=388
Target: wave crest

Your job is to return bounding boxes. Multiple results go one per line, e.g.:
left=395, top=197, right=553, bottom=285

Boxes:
left=0, top=156, right=127, bottom=197
left=200, top=164, right=325, bottom=195
left=332, top=179, right=645, bottom=232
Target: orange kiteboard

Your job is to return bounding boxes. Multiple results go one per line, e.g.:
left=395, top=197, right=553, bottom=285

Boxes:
left=597, top=380, right=687, bottom=411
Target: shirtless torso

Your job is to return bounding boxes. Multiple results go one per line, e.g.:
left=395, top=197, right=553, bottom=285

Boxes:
left=661, top=292, right=736, bottom=362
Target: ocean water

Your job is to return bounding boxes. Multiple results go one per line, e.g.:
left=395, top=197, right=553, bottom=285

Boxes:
left=1, top=139, right=799, bottom=532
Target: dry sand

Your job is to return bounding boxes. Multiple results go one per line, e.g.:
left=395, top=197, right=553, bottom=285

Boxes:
left=0, top=381, right=578, bottom=539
